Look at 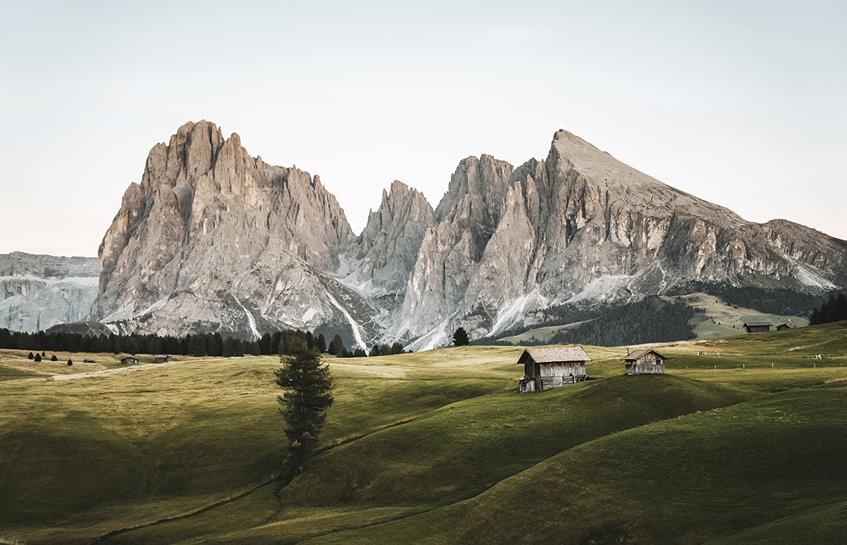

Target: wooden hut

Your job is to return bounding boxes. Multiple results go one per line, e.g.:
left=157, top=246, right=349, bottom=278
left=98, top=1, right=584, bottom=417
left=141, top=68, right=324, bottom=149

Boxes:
left=743, top=321, right=772, bottom=333
left=622, top=349, right=666, bottom=375
left=120, top=356, right=139, bottom=365
left=517, top=346, right=590, bottom=393
left=776, top=323, right=791, bottom=331
left=153, top=355, right=170, bottom=363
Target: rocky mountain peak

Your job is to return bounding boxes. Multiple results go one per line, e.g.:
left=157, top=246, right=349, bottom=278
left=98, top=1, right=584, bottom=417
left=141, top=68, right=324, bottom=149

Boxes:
left=0, top=253, right=100, bottom=333
left=346, top=180, right=435, bottom=300
left=85, top=122, right=846, bottom=350
left=434, top=155, right=514, bottom=222
left=90, top=121, right=371, bottom=344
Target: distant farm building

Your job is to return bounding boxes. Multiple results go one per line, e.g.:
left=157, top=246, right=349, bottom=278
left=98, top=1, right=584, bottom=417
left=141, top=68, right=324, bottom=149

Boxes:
left=776, top=323, right=791, bottom=331
left=120, top=356, right=139, bottom=365
left=744, top=321, right=772, bottom=333
left=622, top=349, right=666, bottom=375
left=153, top=355, right=170, bottom=363
left=517, top=346, right=590, bottom=393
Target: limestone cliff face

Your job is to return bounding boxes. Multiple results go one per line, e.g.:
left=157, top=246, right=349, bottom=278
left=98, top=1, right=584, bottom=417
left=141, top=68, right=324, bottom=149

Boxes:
left=91, top=121, right=372, bottom=344
left=88, top=122, right=847, bottom=348
left=0, top=252, right=100, bottom=332
left=396, top=130, right=847, bottom=348
left=344, top=180, right=434, bottom=299
left=395, top=155, right=514, bottom=344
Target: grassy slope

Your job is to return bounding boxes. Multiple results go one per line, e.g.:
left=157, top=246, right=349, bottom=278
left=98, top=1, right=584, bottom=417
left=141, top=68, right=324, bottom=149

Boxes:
left=663, top=292, right=809, bottom=339
left=496, top=292, right=811, bottom=345
left=0, top=347, right=517, bottom=544
left=307, top=385, right=847, bottom=545
left=1, top=323, right=847, bottom=544
left=499, top=320, right=592, bottom=344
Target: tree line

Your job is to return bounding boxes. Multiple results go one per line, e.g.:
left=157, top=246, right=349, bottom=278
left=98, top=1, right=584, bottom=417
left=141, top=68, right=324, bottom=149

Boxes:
left=547, top=297, right=696, bottom=346
left=809, top=293, right=847, bottom=325
left=0, top=327, right=405, bottom=358
left=667, top=283, right=823, bottom=315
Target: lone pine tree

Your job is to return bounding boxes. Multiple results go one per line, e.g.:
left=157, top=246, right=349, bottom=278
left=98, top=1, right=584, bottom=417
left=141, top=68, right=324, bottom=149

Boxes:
left=275, top=347, right=334, bottom=479
left=453, top=327, right=470, bottom=346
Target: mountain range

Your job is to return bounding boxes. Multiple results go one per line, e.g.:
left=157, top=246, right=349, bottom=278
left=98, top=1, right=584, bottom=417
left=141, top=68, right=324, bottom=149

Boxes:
left=10, top=121, right=847, bottom=347
left=0, top=252, right=100, bottom=333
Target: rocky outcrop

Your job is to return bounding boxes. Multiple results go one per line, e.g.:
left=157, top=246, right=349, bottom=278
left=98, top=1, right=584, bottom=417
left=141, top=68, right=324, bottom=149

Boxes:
left=0, top=252, right=100, bottom=332
left=342, top=181, right=434, bottom=300
left=90, top=121, right=373, bottom=346
left=395, top=156, right=514, bottom=345
left=88, top=122, right=847, bottom=349
left=394, top=130, right=847, bottom=348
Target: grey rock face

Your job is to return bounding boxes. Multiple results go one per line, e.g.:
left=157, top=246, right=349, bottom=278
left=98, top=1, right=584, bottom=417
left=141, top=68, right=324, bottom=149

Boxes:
left=90, top=121, right=373, bottom=345
left=0, top=252, right=100, bottom=332
left=395, top=156, right=514, bottom=345
left=344, top=180, right=434, bottom=298
left=89, top=122, right=847, bottom=349
left=395, top=130, right=847, bottom=348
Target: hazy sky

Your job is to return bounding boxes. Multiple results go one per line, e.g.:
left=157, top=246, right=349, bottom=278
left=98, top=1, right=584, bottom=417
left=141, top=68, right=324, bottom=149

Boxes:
left=1, top=1, right=845, bottom=256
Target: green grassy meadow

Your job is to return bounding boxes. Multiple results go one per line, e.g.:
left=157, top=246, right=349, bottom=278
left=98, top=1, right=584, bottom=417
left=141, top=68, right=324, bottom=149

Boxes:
left=1, top=322, right=847, bottom=544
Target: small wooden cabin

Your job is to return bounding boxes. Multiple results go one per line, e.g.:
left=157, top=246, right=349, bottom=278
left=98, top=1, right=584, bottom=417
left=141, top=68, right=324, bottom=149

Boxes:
left=153, top=355, right=170, bottom=363
left=120, top=356, right=139, bottom=365
left=744, top=321, right=772, bottom=333
left=622, top=349, right=666, bottom=375
left=776, top=323, right=791, bottom=331
left=517, top=346, right=590, bottom=393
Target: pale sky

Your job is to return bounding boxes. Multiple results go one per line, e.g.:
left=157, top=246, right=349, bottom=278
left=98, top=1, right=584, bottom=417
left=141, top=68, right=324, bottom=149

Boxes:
left=1, top=1, right=845, bottom=257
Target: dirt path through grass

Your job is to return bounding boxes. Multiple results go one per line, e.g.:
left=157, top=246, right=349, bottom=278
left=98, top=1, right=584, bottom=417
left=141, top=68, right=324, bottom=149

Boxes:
left=52, top=361, right=178, bottom=381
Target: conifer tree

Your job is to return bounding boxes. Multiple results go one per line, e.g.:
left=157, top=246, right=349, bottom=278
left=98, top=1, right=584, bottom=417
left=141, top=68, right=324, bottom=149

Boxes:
left=452, top=327, right=470, bottom=346
left=275, top=346, right=333, bottom=477
left=328, top=334, right=345, bottom=356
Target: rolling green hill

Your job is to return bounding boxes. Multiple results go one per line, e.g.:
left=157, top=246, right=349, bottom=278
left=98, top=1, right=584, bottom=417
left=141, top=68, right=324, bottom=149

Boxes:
left=1, top=323, right=847, bottom=545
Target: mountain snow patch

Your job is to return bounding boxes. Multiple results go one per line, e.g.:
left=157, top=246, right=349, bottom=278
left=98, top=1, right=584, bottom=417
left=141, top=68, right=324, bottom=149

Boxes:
left=232, top=294, right=261, bottom=340
left=325, top=291, right=368, bottom=351
left=488, top=290, right=548, bottom=337
left=564, top=275, right=634, bottom=305
left=795, top=264, right=837, bottom=290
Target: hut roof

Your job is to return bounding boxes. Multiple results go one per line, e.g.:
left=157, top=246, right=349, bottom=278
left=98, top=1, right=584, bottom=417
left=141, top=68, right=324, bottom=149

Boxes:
left=518, top=346, right=591, bottom=364
left=622, top=349, right=666, bottom=362
left=744, top=321, right=772, bottom=327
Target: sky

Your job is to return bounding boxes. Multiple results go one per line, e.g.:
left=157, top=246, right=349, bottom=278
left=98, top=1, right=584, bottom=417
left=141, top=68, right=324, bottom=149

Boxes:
left=1, top=0, right=845, bottom=256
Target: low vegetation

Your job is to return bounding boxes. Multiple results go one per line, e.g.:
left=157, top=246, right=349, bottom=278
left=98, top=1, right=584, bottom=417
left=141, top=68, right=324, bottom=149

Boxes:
left=1, top=322, right=846, bottom=544
left=810, top=292, right=847, bottom=325
left=548, top=296, right=696, bottom=345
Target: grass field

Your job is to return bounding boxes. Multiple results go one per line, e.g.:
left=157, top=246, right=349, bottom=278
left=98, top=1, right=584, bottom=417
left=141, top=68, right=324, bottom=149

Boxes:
left=664, top=292, right=810, bottom=339
left=1, top=322, right=846, bottom=544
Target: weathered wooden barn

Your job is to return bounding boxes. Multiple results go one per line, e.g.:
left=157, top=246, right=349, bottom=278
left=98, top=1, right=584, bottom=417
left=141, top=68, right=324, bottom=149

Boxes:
left=744, top=321, right=772, bottom=333
left=776, top=323, right=791, bottom=331
left=153, top=355, right=170, bottom=363
left=622, top=349, right=666, bottom=375
left=517, top=346, right=590, bottom=393
left=120, top=356, right=139, bottom=365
